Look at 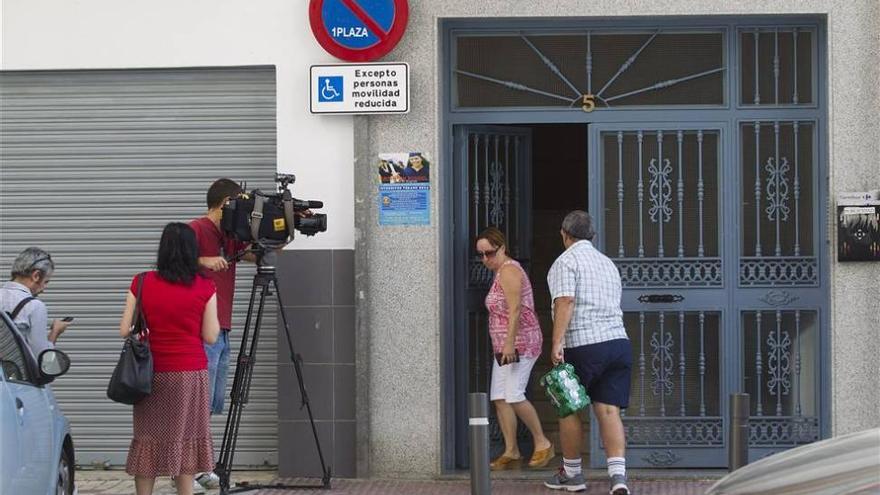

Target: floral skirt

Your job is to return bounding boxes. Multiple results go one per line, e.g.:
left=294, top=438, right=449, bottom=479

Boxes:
left=126, top=369, right=214, bottom=477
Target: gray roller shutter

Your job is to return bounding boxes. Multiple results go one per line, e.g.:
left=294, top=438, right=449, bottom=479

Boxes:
left=0, top=66, right=279, bottom=467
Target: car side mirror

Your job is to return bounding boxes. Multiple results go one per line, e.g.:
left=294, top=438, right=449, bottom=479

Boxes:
left=37, top=349, right=71, bottom=384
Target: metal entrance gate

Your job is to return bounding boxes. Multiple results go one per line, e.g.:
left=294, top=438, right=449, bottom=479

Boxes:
left=589, top=121, right=824, bottom=467
left=446, top=17, right=828, bottom=469
left=452, top=126, right=533, bottom=466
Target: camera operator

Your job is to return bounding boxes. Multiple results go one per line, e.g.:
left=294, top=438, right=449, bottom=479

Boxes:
left=207, top=174, right=329, bottom=491
left=188, top=178, right=252, bottom=491
left=188, top=178, right=316, bottom=491
left=0, top=247, right=72, bottom=357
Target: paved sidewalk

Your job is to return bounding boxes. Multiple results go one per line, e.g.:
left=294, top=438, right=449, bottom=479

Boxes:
left=76, top=470, right=718, bottom=494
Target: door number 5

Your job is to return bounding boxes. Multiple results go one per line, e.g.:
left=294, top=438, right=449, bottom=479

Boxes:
left=582, top=94, right=596, bottom=113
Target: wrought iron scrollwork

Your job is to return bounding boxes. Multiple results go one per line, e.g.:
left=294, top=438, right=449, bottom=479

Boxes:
left=765, top=156, right=791, bottom=222
left=766, top=329, right=792, bottom=397
left=641, top=450, right=682, bottom=466
left=650, top=326, right=674, bottom=399
left=759, top=290, right=799, bottom=306
left=488, top=161, right=505, bottom=226
left=740, top=257, right=818, bottom=286
left=469, top=258, right=493, bottom=287
left=749, top=417, right=820, bottom=445
left=648, top=157, right=674, bottom=224
left=620, top=259, right=722, bottom=287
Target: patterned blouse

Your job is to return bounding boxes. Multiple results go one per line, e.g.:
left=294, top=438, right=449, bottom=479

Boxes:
left=485, top=259, right=543, bottom=358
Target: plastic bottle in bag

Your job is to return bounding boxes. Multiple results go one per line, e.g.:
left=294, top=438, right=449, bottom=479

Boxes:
left=540, top=362, right=591, bottom=418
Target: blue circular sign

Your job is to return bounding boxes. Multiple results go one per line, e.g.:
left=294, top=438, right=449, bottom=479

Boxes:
left=309, top=0, right=409, bottom=62
left=322, top=0, right=394, bottom=49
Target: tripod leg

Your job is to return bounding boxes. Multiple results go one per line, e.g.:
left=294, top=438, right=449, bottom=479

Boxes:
left=272, top=277, right=332, bottom=487
left=218, top=259, right=331, bottom=493
left=217, top=274, right=271, bottom=494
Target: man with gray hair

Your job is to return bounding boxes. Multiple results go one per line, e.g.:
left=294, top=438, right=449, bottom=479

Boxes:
left=544, top=211, right=632, bottom=495
left=0, top=247, right=71, bottom=357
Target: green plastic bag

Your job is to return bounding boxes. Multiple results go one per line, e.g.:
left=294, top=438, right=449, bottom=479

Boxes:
left=540, top=363, right=591, bottom=418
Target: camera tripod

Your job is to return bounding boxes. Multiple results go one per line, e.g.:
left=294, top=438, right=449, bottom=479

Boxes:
left=215, top=248, right=331, bottom=494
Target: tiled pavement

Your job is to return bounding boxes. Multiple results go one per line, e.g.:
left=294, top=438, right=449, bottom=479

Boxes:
left=76, top=470, right=719, bottom=494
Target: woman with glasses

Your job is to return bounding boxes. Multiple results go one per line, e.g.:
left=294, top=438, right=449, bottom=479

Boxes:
left=0, top=247, right=71, bottom=357
left=476, top=227, right=554, bottom=470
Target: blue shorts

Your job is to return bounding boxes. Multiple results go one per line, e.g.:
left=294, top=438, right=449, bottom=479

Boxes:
left=204, top=329, right=231, bottom=415
left=565, top=338, right=633, bottom=409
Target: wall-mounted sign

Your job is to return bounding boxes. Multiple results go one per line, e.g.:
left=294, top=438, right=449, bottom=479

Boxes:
left=309, top=0, right=409, bottom=62
left=837, top=191, right=880, bottom=262
left=310, top=63, right=409, bottom=114
left=377, top=152, right=430, bottom=226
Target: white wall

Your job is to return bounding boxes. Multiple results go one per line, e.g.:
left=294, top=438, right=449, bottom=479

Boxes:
left=1, top=0, right=354, bottom=250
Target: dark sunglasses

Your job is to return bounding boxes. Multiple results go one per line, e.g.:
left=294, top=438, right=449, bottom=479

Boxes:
left=476, top=249, right=498, bottom=259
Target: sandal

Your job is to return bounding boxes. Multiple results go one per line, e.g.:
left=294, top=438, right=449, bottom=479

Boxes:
left=489, top=454, right=521, bottom=470
left=528, top=443, right=555, bottom=468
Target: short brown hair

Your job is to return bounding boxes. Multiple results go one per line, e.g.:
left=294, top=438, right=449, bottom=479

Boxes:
left=206, top=178, right=243, bottom=209
left=476, top=226, right=507, bottom=250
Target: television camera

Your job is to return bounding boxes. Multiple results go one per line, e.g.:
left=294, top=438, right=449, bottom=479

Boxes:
left=220, top=173, right=327, bottom=252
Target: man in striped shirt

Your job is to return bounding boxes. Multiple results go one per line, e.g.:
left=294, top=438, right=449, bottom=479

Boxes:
left=544, top=211, right=632, bottom=495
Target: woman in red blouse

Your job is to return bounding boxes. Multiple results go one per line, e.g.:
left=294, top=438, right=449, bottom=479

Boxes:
left=118, top=222, right=220, bottom=495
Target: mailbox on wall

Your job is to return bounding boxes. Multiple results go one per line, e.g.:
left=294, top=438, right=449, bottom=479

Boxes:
left=837, top=191, right=880, bottom=262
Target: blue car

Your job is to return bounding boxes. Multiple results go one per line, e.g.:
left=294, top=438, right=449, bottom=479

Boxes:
left=0, top=310, right=74, bottom=495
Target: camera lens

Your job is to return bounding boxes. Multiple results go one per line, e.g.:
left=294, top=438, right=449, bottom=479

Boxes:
left=294, top=214, right=328, bottom=236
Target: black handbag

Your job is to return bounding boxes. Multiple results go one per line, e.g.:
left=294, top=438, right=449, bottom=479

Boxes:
left=107, top=272, right=153, bottom=405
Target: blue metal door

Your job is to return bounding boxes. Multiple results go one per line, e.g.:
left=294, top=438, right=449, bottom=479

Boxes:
left=444, top=17, right=828, bottom=470
left=589, top=123, right=731, bottom=467
left=452, top=125, right=533, bottom=467
left=589, top=118, right=825, bottom=468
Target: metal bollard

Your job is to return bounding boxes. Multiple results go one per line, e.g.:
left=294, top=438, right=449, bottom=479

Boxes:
left=729, top=393, right=750, bottom=471
left=468, top=393, right=491, bottom=495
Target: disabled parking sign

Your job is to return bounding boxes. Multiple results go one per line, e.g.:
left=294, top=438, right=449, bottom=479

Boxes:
left=309, top=0, right=409, bottom=62
left=318, top=76, right=344, bottom=102
left=310, top=63, right=409, bottom=114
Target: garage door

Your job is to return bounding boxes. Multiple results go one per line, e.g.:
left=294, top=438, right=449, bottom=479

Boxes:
left=0, top=66, right=279, bottom=467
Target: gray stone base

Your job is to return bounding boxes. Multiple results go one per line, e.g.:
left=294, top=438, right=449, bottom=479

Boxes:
left=276, top=249, right=356, bottom=478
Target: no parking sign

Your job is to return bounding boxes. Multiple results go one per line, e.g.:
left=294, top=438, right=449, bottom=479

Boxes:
left=309, top=0, right=409, bottom=62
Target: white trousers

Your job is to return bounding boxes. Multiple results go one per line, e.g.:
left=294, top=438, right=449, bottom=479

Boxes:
left=489, top=355, right=538, bottom=403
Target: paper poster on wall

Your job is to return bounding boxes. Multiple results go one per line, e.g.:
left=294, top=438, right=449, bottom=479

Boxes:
left=378, top=152, right=430, bottom=226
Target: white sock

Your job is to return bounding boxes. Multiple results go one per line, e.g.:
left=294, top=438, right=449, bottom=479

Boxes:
left=607, top=456, right=626, bottom=478
left=563, top=457, right=582, bottom=477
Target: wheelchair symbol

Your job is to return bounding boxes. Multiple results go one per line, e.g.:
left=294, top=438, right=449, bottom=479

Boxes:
left=318, top=76, right=343, bottom=102
left=322, top=80, right=340, bottom=99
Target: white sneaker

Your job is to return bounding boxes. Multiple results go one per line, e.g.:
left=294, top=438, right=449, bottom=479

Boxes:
left=196, top=471, right=221, bottom=489
left=171, top=476, right=206, bottom=494
left=191, top=479, right=206, bottom=494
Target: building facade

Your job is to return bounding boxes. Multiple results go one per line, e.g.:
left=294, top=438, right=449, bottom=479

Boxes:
left=2, top=0, right=878, bottom=479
